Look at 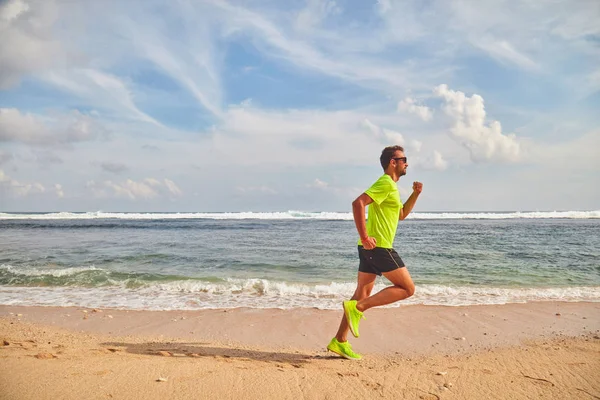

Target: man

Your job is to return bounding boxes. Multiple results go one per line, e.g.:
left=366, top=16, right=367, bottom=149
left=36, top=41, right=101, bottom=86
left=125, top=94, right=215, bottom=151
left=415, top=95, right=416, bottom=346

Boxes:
left=327, top=145, right=423, bottom=360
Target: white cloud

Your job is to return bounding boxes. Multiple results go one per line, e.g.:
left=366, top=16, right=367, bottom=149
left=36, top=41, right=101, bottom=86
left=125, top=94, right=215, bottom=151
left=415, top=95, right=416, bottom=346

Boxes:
left=526, top=129, right=600, bottom=171
left=408, top=149, right=448, bottom=172
left=0, top=108, right=107, bottom=146
left=397, top=97, right=433, bottom=121
left=434, top=84, right=520, bottom=163
left=376, top=0, right=392, bottom=14
left=0, top=108, right=44, bottom=143
left=86, top=178, right=183, bottom=200
left=212, top=106, right=382, bottom=166
left=409, top=139, right=422, bottom=153
left=0, top=169, right=45, bottom=197
left=209, top=106, right=434, bottom=169
left=471, top=37, right=538, bottom=71
left=304, top=178, right=360, bottom=199
left=430, top=150, right=448, bottom=171
left=295, top=0, right=340, bottom=32
left=208, top=0, right=427, bottom=93
left=0, top=0, right=29, bottom=21
left=54, top=183, right=64, bottom=198
left=0, top=0, right=65, bottom=89
left=361, top=118, right=405, bottom=145
left=307, top=178, right=328, bottom=189
left=164, top=179, right=183, bottom=197
left=41, top=69, right=161, bottom=125
left=117, top=8, right=223, bottom=117
left=361, top=118, right=380, bottom=136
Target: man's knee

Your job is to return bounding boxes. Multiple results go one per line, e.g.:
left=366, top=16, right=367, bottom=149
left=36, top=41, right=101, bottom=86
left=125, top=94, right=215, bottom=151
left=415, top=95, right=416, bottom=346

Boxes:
left=397, top=283, right=415, bottom=298
left=353, top=287, right=373, bottom=300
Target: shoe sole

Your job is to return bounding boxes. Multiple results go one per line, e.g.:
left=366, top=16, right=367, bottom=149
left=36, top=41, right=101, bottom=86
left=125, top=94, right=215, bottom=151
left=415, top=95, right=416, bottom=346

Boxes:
left=343, top=301, right=359, bottom=338
left=327, top=347, right=360, bottom=360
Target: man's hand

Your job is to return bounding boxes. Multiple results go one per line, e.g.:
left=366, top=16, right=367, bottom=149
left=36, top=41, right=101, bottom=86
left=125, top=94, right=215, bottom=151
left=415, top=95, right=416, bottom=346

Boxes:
left=362, top=236, right=377, bottom=250
left=412, top=181, right=423, bottom=194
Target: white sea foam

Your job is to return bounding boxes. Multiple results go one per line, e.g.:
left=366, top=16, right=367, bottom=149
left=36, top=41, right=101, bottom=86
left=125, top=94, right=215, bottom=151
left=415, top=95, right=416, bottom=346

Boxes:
left=0, top=264, right=100, bottom=277
left=0, top=281, right=598, bottom=310
left=1, top=210, right=599, bottom=220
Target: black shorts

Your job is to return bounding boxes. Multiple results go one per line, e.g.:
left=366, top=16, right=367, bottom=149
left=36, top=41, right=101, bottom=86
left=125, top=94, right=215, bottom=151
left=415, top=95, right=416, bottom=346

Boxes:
left=358, top=246, right=406, bottom=276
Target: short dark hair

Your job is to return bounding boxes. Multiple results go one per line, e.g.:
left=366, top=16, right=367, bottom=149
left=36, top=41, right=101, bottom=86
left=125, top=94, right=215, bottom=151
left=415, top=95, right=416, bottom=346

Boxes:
left=380, top=145, right=405, bottom=170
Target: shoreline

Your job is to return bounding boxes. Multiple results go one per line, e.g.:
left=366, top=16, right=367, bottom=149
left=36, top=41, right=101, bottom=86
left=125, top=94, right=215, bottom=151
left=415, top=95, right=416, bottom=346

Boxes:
left=1, top=302, right=599, bottom=399
left=1, top=301, right=598, bottom=355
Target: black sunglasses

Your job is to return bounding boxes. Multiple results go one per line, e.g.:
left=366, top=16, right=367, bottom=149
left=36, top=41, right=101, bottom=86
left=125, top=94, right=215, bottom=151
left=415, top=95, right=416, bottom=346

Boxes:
left=392, top=157, right=407, bottom=163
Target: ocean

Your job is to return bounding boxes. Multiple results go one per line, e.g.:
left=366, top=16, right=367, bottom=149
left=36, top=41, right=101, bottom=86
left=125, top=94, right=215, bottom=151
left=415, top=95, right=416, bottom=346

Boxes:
left=1, top=211, right=599, bottom=310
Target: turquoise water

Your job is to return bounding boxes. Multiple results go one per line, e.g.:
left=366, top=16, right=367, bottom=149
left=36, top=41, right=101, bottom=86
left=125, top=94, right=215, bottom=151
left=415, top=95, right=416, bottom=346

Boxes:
left=1, top=212, right=599, bottom=309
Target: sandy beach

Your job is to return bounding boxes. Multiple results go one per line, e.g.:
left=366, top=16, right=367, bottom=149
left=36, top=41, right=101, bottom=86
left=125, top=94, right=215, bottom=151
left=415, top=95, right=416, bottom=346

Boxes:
left=1, top=302, right=599, bottom=399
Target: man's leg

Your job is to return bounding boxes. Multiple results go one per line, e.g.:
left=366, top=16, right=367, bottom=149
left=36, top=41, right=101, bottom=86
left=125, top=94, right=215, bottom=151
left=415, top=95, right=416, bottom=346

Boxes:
left=355, top=267, right=415, bottom=312
left=335, top=271, right=377, bottom=342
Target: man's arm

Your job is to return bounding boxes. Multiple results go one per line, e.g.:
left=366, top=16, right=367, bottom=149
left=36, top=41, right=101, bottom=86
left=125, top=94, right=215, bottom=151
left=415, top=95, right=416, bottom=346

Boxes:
left=399, top=181, right=423, bottom=220
left=352, top=193, right=377, bottom=249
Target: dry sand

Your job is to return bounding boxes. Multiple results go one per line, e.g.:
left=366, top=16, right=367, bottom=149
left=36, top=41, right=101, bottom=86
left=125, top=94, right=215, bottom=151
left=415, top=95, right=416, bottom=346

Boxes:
left=1, top=302, right=599, bottom=399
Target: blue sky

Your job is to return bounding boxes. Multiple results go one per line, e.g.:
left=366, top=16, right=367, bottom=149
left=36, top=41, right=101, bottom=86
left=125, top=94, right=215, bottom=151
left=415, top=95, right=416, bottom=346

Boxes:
left=0, top=0, right=599, bottom=212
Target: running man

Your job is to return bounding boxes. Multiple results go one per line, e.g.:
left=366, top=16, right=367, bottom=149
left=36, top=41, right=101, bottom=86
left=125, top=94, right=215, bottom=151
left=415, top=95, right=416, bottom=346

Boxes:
left=327, top=145, right=423, bottom=360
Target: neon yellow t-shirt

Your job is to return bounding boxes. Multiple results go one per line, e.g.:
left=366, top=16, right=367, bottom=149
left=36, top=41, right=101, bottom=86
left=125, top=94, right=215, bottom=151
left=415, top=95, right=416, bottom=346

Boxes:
left=357, top=174, right=403, bottom=249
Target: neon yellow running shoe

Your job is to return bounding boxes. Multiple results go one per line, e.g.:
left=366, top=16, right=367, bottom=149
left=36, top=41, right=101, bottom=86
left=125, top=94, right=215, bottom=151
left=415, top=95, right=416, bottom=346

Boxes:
left=343, top=300, right=365, bottom=338
left=327, top=338, right=362, bottom=360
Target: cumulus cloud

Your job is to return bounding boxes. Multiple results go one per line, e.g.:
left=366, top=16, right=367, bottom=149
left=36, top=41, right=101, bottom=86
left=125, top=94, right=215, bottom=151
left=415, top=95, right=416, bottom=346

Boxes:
left=434, top=84, right=520, bottom=163
left=0, top=169, right=45, bottom=197
left=86, top=178, right=183, bottom=200
left=0, top=108, right=107, bottom=146
left=397, top=97, right=433, bottom=121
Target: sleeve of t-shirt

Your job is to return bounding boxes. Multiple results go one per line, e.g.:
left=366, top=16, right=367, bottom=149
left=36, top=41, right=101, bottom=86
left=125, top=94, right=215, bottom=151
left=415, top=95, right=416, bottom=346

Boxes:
left=364, top=177, right=393, bottom=205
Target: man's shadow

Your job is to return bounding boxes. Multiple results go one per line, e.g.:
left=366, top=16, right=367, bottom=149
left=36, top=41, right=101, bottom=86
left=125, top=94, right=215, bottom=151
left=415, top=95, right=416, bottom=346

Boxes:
left=101, top=341, right=339, bottom=365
